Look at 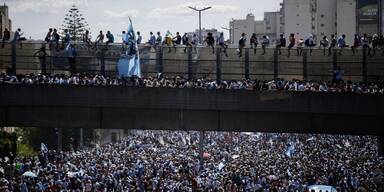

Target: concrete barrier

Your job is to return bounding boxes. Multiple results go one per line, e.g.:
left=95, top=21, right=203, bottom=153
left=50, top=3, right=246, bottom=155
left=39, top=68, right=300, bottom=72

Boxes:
left=1, top=41, right=384, bottom=81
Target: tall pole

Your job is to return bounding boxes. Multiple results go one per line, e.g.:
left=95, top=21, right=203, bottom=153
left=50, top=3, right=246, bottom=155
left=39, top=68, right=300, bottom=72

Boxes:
left=199, top=11, right=202, bottom=44
left=188, top=6, right=212, bottom=45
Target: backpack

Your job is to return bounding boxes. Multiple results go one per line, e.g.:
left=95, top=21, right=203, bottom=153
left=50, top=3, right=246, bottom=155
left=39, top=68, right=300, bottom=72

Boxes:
left=239, top=38, right=245, bottom=46
left=304, top=39, right=310, bottom=46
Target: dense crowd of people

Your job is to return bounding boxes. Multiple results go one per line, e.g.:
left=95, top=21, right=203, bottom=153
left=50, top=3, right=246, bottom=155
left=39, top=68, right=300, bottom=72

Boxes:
left=1, top=73, right=384, bottom=95
left=0, top=131, right=383, bottom=191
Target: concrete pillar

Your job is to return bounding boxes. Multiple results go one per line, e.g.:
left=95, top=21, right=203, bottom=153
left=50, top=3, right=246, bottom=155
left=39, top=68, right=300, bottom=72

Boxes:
left=332, top=50, right=338, bottom=71
left=273, top=48, right=278, bottom=79
left=244, top=48, right=250, bottom=79
left=216, top=48, right=222, bottom=83
left=79, top=128, right=84, bottom=149
left=100, top=51, right=106, bottom=76
left=199, top=131, right=205, bottom=171
left=11, top=40, right=16, bottom=75
left=379, top=136, right=384, bottom=157
left=188, top=47, right=193, bottom=80
left=156, top=47, right=163, bottom=74
left=362, top=48, right=368, bottom=82
left=303, top=50, right=308, bottom=80
left=57, top=128, right=63, bottom=151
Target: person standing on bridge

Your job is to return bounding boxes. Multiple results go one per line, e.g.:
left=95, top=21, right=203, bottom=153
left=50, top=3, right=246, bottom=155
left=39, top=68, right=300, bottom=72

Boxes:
left=148, top=32, right=156, bottom=47
left=33, top=45, right=48, bottom=75
left=66, top=43, right=77, bottom=74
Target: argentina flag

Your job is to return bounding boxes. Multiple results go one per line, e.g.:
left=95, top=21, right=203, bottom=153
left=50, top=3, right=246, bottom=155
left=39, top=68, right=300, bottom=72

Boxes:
left=118, top=18, right=141, bottom=77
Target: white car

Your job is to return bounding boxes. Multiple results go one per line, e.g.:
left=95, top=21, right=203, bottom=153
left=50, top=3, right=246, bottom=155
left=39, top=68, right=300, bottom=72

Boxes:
left=308, top=185, right=337, bottom=192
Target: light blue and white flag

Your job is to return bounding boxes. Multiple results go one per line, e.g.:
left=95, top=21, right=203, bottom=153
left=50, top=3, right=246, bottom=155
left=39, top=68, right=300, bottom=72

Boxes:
left=285, top=143, right=295, bottom=157
left=41, top=143, right=48, bottom=153
left=118, top=18, right=141, bottom=77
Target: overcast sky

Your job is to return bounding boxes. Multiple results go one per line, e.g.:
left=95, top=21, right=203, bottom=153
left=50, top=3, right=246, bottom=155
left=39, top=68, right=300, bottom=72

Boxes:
left=3, top=0, right=282, bottom=41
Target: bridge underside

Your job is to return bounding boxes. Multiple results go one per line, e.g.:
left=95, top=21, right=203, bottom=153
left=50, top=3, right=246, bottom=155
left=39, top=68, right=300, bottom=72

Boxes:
left=0, top=106, right=382, bottom=136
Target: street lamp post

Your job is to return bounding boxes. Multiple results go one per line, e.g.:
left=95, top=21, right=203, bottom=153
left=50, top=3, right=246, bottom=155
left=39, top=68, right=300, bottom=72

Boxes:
left=188, top=6, right=212, bottom=44
left=222, top=26, right=239, bottom=45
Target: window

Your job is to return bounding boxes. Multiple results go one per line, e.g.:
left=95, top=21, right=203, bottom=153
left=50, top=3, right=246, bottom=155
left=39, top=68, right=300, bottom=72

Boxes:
left=296, top=14, right=300, bottom=17
left=321, top=23, right=324, bottom=27
left=320, top=14, right=324, bottom=18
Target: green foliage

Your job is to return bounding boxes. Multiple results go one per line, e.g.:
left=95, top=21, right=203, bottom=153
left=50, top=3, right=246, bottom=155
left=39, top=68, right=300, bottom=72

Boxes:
left=60, top=4, right=90, bottom=41
left=16, top=143, right=36, bottom=157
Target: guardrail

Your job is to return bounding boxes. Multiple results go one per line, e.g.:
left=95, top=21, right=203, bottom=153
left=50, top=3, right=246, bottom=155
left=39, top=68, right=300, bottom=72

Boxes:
left=1, top=41, right=384, bottom=81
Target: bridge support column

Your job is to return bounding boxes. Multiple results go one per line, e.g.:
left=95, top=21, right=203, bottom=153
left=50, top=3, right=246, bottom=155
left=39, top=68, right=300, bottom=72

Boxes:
left=100, top=51, right=106, bottom=76
left=245, top=48, right=250, bottom=79
left=11, top=40, right=16, bottom=75
left=362, top=48, right=368, bottom=82
left=273, top=48, right=278, bottom=79
left=56, top=128, right=63, bottom=151
left=332, top=50, right=338, bottom=72
left=188, top=47, right=193, bottom=80
left=216, top=48, right=222, bottom=83
left=379, top=136, right=384, bottom=157
left=199, top=131, right=205, bottom=171
left=79, top=128, right=84, bottom=149
left=303, top=50, right=308, bottom=80
left=156, top=47, right=164, bottom=74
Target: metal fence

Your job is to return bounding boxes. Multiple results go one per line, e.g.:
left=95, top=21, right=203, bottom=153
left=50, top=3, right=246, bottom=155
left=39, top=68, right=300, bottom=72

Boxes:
left=1, top=41, right=384, bottom=81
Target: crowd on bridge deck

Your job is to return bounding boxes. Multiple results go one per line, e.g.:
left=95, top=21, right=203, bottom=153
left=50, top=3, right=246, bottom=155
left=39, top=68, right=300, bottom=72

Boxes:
left=4, top=27, right=384, bottom=58
left=1, top=73, right=384, bottom=95
left=0, top=131, right=382, bottom=191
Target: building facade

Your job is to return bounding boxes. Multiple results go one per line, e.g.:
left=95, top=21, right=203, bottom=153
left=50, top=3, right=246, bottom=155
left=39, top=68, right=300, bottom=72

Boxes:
left=337, top=0, right=357, bottom=45
left=229, top=13, right=281, bottom=44
left=0, top=4, right=12, bottom=39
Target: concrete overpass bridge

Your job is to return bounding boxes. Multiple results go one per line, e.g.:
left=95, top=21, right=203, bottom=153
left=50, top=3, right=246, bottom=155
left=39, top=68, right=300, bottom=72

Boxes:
left=0, top=84, right=383, bottom=153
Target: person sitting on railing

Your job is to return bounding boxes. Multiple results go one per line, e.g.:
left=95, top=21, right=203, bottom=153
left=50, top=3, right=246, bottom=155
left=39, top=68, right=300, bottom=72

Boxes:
left=261, top=35, right=269, bottom=55
left=304, top=34, right=316, bottom=56
left=82, top=30, right=92, bottom=49
left=164, top=30, right=173, bottom=53
left=94, top=30, right=104, bottom=50
left=351, top=34, right=361, bottom=56
left=276, top=34, right=286, bottom=55
left=13, top=28, right=26, bottom=48
left=337, top=34, right=347, bottom=56
left=371, top=34, right=379, bottom=56
left=361, top=33, right=370, bottom=56
left=182, top=33, right=193, bottom=53
left=205, top=32, right=215, bottom=54
left=136, top=31, right=142, bottom=45
left=172, top=32, right=182, bottom=53
left=296, top=38, right=304, bottom=56
left=319, top=36, right=329, bottom=56
left=148, top=32, right=156, bottom=47
left=106, top=31, right=114, bottom=46
left=1, top=28, right=10, bottom=48
left=287, top=33, right=295, bottom=57
left=250, top=33, right=258, bottom=55
left=44, top=28, right=52, bottom=43
left=156, top=32, right=162, bottom=47
left=328, top=34, right=337, bottom=56
left=218, top=33, right=228, bottom=57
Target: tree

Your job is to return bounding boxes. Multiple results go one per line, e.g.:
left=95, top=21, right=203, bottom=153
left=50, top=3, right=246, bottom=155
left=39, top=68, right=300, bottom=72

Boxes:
left=60, top=4, right=90, bottom=41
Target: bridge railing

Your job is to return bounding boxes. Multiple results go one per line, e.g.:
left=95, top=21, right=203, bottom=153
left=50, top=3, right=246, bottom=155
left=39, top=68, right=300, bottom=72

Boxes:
left=0, top=41, right=384, bottom=81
